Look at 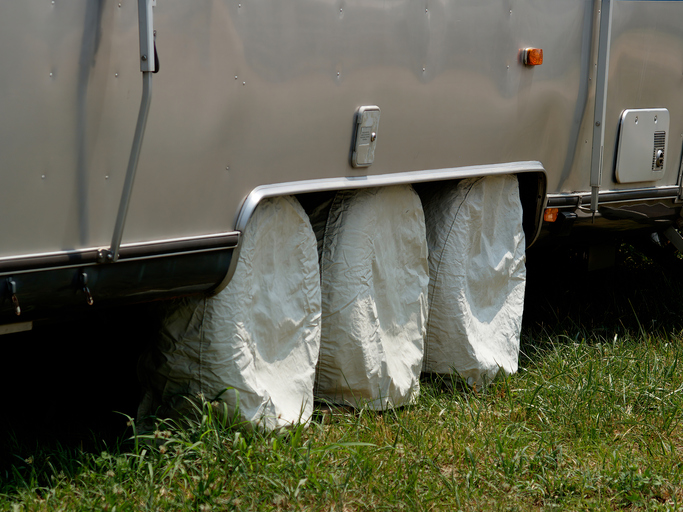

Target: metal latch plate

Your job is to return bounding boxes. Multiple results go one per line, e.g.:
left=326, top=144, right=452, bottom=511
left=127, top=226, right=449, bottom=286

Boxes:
left=352, top=106, right=380, bottom=168
left=615, top=108, right=669, bottom=184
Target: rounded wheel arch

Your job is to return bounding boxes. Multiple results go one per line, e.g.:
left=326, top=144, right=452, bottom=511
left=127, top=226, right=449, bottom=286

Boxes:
left=214, top=163, right=547, bottom=294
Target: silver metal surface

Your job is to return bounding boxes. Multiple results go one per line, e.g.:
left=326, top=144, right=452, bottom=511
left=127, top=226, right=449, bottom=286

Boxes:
left=138, top=0, right=155, bottom=73
left=2, top=1, right=683, bottom=297
left=106, top=0, right=155, bottom=262
left=108, top=70, right=153, bottom=262
left=352, top=106, right=380, bottom=168
left=0, top=0, right=589, bottom=262
left=615, top=109, right=669, bottom=184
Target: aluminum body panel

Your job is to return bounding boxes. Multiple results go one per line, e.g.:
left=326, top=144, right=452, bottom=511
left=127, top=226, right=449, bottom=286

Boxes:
left=0, top=2, right=142, bottom=257
left=1, top=1, right=682, bottom=264
left=561, top=0, right=683, bottom=193
left=605, top=0, right=683, bottom=192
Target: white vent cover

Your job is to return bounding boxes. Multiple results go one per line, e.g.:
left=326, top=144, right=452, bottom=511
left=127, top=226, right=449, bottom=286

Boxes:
left=615, top=108, right=669, bottom=184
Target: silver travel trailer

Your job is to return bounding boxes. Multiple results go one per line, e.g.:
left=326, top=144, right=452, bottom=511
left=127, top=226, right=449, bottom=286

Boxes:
left=1, top=0, right=683, bottom=330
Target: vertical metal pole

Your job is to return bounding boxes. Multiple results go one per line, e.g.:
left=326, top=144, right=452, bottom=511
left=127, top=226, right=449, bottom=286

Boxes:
left=106, top=0, right=155, bottom=262
left=108, top=72, right=153, bottom=262
left=589, top=0, right=613, bottom=214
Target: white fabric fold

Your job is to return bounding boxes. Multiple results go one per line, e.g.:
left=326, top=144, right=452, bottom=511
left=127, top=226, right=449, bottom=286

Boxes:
left=420, top=176, right=526, bottom=388
left=138, top=195, right=321, bottom=430
left=313, top=185, right=429, bottom=409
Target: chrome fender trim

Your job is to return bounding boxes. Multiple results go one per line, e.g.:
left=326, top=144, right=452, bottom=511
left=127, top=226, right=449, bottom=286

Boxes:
left=213, top=161, right=547, bottom=294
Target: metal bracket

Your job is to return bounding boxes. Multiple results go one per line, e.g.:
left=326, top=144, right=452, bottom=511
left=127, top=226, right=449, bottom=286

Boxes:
left=589, top=0, right=613, bottom=214
left=80, top=272, right=94, bottom=306
left=103, top=0, right=155, bottom=263
left=6, top=278, right=20, bottom=316
left=138, top=0, right=155, bottom=73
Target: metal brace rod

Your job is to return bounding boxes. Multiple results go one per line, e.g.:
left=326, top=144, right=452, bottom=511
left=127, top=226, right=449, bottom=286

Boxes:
left=105, top=0, right=155, bottom=263
left=589, top=0, right=613, bottom=214
left=677, top=151, right=683, bottom=203
left=664, top=227, right=683, bottom=253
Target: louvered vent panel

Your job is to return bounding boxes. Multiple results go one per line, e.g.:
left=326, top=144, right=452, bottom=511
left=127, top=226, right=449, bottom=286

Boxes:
left=652, top=131, right=666, bottom=170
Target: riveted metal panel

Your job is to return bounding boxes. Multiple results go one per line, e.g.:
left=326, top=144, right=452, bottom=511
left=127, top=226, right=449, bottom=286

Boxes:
left=2, top=0, right=683, bottom=282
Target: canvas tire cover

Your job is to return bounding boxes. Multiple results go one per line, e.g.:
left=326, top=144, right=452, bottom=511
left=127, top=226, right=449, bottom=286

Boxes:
left=420, top=176, right=526, bottom=387
left=138, top=196, right=321, bottom=431
left=314, top=185, right=429, bottom=410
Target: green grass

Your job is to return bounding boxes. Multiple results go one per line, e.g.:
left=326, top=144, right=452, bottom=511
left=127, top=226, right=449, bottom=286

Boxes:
left=3, top=242, right=683, bottom=510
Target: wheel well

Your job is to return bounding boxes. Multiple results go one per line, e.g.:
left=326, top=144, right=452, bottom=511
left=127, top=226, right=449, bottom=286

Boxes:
left=517, top=171, right=547, bottom=248
left=296, top=171, right=547, bottom=248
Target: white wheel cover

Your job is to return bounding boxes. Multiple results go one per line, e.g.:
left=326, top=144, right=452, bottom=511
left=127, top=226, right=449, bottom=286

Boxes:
left=139, top=196, right=321, bottom=430
left=421, top=176, right=526, bottom=387
left=315, top=185, right=429, bottom=409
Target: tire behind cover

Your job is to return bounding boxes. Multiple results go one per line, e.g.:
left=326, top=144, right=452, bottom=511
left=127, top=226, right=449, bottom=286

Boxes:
left=138, top=196, right=321, bottom=431
left=420, top=176, right=526, bottom=387
left=313, top=186, right=429, bottom=410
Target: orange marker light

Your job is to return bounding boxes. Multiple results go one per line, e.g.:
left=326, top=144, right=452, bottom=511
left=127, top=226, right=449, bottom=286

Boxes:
left=523, top=48, right=543, bottom=66
left=544, top=208, right=558, bottom=223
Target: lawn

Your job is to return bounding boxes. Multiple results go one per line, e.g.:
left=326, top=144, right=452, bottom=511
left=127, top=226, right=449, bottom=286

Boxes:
left=2, top=241, right=683, bottom=511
